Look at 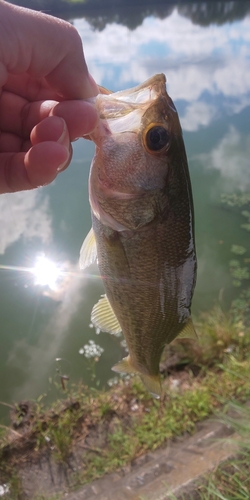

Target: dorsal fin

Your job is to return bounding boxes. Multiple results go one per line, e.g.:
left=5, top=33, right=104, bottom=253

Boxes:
left=91, top=294, right=122, bottom=335
left=178, top=317, right=197, bottom=340
left=79, top=227, right=97, bottom=270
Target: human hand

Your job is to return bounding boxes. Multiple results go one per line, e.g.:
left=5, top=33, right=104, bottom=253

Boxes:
left=0, top=1, right=98, bottom=194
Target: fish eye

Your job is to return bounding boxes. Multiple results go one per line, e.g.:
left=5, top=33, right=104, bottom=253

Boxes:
left=145, top=125, right=170, bottom=153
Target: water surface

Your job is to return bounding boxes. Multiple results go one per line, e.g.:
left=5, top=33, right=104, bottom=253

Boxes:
left=1, top=1, right=250, bottom=420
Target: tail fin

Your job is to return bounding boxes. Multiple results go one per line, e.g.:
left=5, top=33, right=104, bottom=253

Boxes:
left=140, top=373, right=161, bottom=399
left=112, top=356, right=161, bottom=399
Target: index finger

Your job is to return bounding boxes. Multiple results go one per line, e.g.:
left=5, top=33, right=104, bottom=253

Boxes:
left=0, top=1, right=98, bottom=99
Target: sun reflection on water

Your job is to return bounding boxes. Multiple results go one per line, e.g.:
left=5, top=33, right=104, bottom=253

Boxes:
left=0, top=251, right=101, bottom=302
left=32, top=254, right=62, bottom=290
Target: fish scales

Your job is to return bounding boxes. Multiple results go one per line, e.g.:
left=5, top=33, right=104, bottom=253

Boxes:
left=80, top=74, right=197, bottom=397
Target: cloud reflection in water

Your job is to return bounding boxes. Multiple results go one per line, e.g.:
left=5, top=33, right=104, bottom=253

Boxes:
left=75, top=9, right=250, bottom=131
left=200, top=127, right=250, bottom=192
left=0, top=191, right=52, bottom=255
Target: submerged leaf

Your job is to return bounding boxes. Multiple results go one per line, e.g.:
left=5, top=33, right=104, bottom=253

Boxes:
left=231, top=267, right=249, bottom=280
left=241, top=223, right=250, bottom=232
left=241, top=210, right=250, bottom=219
left=231, top=245, right=247, bottom=255
left=229, top=260, right=240, bottom=268
left=233, top=279, right=242, bottom=287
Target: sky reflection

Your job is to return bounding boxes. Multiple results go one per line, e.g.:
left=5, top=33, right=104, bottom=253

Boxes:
left=75, top=9, right=250, bottom=132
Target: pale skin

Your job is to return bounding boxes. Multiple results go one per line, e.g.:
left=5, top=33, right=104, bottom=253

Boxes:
left=0, top=0, right=99, bottom=194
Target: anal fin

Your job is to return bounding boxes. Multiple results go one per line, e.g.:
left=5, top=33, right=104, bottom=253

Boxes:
left=112, top=356, right=134, bottom=374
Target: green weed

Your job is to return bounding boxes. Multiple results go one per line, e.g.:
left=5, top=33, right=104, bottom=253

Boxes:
left=161, top=305, right=250, bottom=373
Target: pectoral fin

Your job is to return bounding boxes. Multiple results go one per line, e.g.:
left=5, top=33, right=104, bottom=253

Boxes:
left=91, top=294, right=122, bottom=334
left=79, top=228, right=97, bottom=270
left=112, top=356, right=161, bottom=399
left=178, top=317, right=197, bottom=340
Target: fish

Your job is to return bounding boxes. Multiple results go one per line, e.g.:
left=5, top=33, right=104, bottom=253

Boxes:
left=80, top=74, right=197, bottom=398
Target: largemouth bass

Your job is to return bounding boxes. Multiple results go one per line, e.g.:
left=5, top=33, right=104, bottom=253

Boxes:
left=80, top=74, right=197, bottom=398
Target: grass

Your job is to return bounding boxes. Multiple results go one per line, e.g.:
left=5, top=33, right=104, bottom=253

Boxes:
left=172, top=402, right=250, bottom=500
left=1, top=306, right=250, bottom=497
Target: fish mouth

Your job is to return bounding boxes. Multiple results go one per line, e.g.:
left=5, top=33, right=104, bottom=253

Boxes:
left=108, top=73, right=166, bottom=104
left=98, top=73, right=166, bottom=117
left=88, top=74, right=168, bottom=140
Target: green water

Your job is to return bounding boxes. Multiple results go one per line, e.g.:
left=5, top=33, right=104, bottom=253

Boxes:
left=1, top=1, right=250, bottom=421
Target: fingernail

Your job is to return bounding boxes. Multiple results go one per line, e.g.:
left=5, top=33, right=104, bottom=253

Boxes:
left=57, top=146, right=70, bottom=172
left=84, top=74, right=99, bottom=98
left=57, top=118, right=68, bottom=144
